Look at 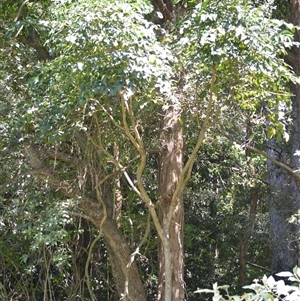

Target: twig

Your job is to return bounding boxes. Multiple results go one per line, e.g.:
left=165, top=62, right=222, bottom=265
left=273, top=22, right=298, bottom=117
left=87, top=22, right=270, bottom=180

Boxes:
left=246, top=261, right=271, bottom=273
left=246, top=145, right=300, bottom=184
left=14, top=0, right=30, bottom=22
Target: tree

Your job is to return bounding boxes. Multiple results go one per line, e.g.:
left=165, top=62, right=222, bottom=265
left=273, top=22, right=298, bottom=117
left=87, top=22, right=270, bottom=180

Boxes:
left=264, top=0, right=300, bottom=274
left=0, top=0, right=298, bottom=300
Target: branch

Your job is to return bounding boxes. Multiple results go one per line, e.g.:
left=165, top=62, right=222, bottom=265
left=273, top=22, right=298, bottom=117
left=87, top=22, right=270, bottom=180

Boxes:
left=150, top=0, right=173, bottom=21
left=25, top=144, right=78, bottom=197
left=246, top=261, right=271, bottom=273
left=171, top=66, right=218, bottom=207
left=118, top=92, right=165, bottom=244
left=39, top=146, right=81, bottom=167
left=246, top=145, right=300, bottom=190
left=17, top=27, right=52, bottom=61
left=24, top=144, right=103, bottom=225
left=14, top=0, right=30, bottom=22
left=87, top=113, right=141, bottom=195
left=129, top=96, right=143, bottom=145
left=120, top=92, right=141, bottom=150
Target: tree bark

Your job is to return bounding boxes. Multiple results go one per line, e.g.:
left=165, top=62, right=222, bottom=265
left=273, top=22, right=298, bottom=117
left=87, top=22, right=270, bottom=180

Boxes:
left=266, top=0, right=300, bottom=274
left=113, top=142, right=123, bottom=227
left=267, top=139, right=299, bottom=272
left=157, top=108, right=185, bottom=301
left=102, top=220, right=146, bottom=301
left=239, top=187, right=258, bottom=288
left=239, top=119, right=258, bottom=288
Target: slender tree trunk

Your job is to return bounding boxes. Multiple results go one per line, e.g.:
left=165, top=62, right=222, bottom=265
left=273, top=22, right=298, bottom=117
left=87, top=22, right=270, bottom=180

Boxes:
left=146, top=2, right=186, bottom=300
left=113, top=142, right=123, bottom=227
left=266, top=0, right=300, bottom=274
left=238, top=119, right=258, bottom=288
left=209, top=197, right=218, bottom=260
left=74, top=218, right=92, bottom=295
left=239, top=187, right=258, bottom=288
left=157, top=108, right=185, bottom=301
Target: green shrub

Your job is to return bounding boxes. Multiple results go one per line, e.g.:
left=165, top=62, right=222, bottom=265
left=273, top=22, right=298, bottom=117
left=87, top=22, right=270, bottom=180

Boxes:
left=195, top=267, right=300, bottom=301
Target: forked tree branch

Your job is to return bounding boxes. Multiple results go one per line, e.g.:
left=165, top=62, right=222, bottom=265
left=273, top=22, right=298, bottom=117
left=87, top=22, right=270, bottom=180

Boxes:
left=169, top=65, right=218, bottom=220
left=119, top=92, right=166, bottom=245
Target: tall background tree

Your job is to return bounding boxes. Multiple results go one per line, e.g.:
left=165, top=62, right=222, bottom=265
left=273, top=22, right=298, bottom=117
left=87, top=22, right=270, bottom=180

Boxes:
left=263, top=0, right=300, bottom=275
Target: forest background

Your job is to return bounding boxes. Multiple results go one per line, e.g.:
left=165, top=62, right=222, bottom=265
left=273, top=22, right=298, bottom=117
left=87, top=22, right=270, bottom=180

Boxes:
left=1, top=0, right=300, bottom=300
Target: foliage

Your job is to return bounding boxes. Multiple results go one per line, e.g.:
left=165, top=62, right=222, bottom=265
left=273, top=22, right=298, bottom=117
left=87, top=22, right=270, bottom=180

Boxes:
left=0, top=176, right=112, bottom=300
left=195, top=267, right=300, bottom=301
left=184, top=136, right=271, bottom=298
left=23, top=0, right=173, bottom=144
left=178, top=0, right=297, bottom=141
left=1, top=0, right=300, bottom=300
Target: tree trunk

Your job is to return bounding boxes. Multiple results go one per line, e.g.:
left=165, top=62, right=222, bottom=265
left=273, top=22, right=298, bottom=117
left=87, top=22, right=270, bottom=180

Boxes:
left=239, top=187, right=258, bottom=288
left=157, top=108, right=185, bottom=301
left=102, top=220, right=146, bottom=301
left=24, top=144, right=146, bottom=301
left=266, top=0, right=300, bottom=274
left=239, top=119, right=258, bottom=288
left=146, top=2, right=186, bottom=300
left=267, top=140, right=299, bottom=272
left=98, top=184, right=146, bottom=301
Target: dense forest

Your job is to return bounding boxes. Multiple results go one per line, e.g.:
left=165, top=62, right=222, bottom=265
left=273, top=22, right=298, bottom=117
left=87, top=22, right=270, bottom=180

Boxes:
left=1, top=0, right=300, bottom=300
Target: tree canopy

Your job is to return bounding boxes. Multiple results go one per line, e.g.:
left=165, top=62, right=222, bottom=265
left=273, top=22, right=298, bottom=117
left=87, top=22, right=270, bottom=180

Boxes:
left=1, top=0, right=300, bottom=300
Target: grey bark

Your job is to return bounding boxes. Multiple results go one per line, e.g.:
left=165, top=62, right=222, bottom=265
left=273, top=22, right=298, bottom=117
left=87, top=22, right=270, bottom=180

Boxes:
left=266, top=0, right=300, bottom=273
left=267, top=139, right=299, bottom=272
